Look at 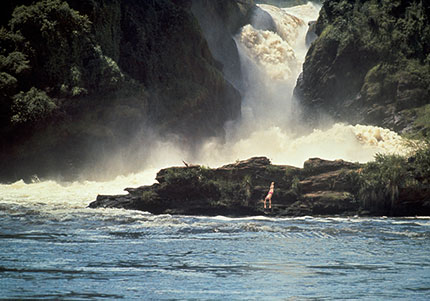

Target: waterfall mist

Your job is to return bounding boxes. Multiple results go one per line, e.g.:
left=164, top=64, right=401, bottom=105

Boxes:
left=189, top=2, right=408, bottom=168
left=12, top=1, right=410, bottom=184
left=84, top=1, right=408, bottom=182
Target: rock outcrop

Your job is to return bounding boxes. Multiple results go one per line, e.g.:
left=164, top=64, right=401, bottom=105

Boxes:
left=295, top=0, right=430, bottom=134
left=89, top=156, right=430, bottom=217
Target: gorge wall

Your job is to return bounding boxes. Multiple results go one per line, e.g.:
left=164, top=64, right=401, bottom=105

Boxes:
left=2, top=0, right=430, bottom=183
left=0, top=0, right=254, bottom=181
left=295, top=0, right=430, bottom=135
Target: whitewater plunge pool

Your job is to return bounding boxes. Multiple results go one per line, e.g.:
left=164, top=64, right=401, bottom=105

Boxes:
left=1, top=203, right=429, bottom=299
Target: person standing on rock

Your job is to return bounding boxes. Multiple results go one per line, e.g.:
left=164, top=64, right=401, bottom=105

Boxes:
left=264, top=182, right=274, bottom=209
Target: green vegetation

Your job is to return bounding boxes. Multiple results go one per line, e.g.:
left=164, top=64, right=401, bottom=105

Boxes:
left=316, top=0, right=430, bottom=62
left=291, top=176, right=301, bottom=196
left=0, top=0, right=131, bottom=132
left=356, top=140, right=430, bottom=212
left=162, top=167, right=205, bottom=188
left=160, top=166, right=255, bottom=207
left=11, top=87, right=56, bottom=125
left=410, top=140, right=430, bottom=185
left=402, top=104, right=430, bottom=138
left=0, top=0, right=244, bottom=181
left=301, top=0, right=430, bottom=132
left=357, top=153, right=408, bottom=211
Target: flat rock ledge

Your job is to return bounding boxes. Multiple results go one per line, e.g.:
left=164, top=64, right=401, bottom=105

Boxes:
left=89, top=157, right=430, bottom=217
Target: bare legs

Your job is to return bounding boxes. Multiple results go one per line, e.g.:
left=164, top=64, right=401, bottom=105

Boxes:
left=263, top=197, right=272, bottom=209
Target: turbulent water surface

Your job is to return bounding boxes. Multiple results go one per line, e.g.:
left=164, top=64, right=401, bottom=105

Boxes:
left=2, top=2, right=429, bottom=300
left=1, top=183, right=429, bottom=300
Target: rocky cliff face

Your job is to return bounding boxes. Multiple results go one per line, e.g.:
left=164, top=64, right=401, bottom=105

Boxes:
left=89, top=156, right=430, bottom=217
left=191, top=0, right=254, bottom=89
left=295, top=0, right=430, bottom=134
left=0, top=0, right=254, bottom=181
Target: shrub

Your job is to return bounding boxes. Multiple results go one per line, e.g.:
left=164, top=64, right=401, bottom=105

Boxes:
left=0, top=72, right=17, bottom=96
left=355, top=137, right=430, bottom=213
left=0, top=27, right=25, bottom=56
left=358, top=154, right=406, bottom=208
left=410, top=139, right=430, bottom=184
left=0, top=51, right=30, bottom=75
left=10, top=87, right=56, bottom=125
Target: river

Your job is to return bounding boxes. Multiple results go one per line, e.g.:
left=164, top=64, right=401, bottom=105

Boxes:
left=1, top=186, right=429, bottom=300
left=1, top=2, right=429, bottom=300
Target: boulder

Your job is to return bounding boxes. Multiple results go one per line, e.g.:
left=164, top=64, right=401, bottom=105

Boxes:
left=303, top=158, right=359, bottom=175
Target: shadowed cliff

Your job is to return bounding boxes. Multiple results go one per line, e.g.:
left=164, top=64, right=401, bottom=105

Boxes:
left=295, top=0, right=430, bottom=135
left=0, top=0, right=254, bottom=182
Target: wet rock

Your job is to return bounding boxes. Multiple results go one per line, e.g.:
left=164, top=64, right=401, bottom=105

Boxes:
left=88, top=156, right=362, bottom=217
left=251, top=5, right=277, bottom=32
left=305, top=20, right=317, bottom=46
left=90, top=155, right=430, bottom=217
left=302, top=191, right=357, bottom=215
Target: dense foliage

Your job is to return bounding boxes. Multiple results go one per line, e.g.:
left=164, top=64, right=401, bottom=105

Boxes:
left=0, top=0, right=132, bottom=132
left=0, top=0, right=244, bottom=181
left=298, top=0, right=430, bottom=133
left=356, top=140, right=430, bottom=214
left=11, top=87, right=56, bottom=125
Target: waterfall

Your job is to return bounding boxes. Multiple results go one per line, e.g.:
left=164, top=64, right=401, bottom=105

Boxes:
left=194, top=2, right=410, bottom=167
left=234, top=3, right=319, bottom=132
left=0, top=2, right=411, bottom=205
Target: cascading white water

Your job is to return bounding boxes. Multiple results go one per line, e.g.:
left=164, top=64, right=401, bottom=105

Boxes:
left=232, top=3, right=317, bottom=131
left=0, top=2, right=411, bottom=212
left=194, top=2, right=409, bottom=167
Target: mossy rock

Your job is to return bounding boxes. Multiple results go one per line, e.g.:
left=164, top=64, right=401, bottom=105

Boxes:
left=295, top=0, right=430, bottom=131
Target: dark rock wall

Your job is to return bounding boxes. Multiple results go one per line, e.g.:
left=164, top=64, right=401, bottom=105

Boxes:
left=115, top=0, right=242, bottom=138
left=0, top=0, right=252, bottom=182
left=295, top=0, right=430, bottom=133
left=190, top=0, right=254, bottom=89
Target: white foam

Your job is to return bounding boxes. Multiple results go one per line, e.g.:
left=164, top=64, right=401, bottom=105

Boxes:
left=0, top=169, right=158, bottom=214
left=196, top=123, right=409, bottom=168
left=237, top=24, right=300, bottom=81
left=0, top=2, right=413, bottom=219
left=282, top=2, right=321, bottom=24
